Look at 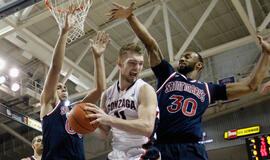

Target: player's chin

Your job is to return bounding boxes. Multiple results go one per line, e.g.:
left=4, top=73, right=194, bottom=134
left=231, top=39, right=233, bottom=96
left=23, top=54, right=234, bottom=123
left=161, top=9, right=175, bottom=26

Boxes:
left=177, top=66, right=186, bottom=73
left=60, top=96, right=68, bottom=101
left=128, top=77, right=137, bottom=83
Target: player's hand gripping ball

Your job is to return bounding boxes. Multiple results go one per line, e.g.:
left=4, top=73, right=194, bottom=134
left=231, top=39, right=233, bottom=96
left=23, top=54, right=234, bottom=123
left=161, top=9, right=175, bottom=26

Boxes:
left=67, top=103, right=99, bottom=134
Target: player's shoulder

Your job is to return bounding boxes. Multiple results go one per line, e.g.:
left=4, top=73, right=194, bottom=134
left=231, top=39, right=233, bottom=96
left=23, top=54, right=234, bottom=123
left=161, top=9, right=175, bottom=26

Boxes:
left=136, top=79, right=153, bottom=89
left=136, top=78, right=147, bottom=85
left=21, top=158, right=31, bottom=160
left=189, top=78, right=208, bottom=85
left=138, top=82, right=155, bottom=94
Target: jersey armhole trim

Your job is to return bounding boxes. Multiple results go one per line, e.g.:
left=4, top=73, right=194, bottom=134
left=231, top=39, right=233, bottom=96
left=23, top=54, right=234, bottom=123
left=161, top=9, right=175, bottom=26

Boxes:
left=156, top=72, right=176, bottom=94
left=41, top=101, right=61, bottom=121
left=204, top=83, right=211, bottom=104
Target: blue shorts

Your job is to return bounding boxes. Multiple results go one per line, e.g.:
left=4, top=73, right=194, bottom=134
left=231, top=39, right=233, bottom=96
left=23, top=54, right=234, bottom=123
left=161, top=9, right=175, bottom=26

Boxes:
left=155, top=142, right=208, bottom=160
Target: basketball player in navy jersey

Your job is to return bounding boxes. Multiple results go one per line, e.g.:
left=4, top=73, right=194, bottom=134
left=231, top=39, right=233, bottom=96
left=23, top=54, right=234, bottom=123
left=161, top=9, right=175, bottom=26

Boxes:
left=108, top=2, right=270, bottom=160
left=21, top=135, right=43, bottom=160
left=84, top=43, right=160, bottom=159
left=40, top=6, right=110, bottom=160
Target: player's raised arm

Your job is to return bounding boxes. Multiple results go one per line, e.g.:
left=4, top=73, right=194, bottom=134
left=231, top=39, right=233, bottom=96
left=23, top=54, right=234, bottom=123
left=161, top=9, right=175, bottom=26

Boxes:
left=106, top=2, right=163, bottom=67
left=226, top=35, right=270, bottom=99
left=40, top=7, right=75, bottom=119
left=85, top=84, right=157, bottom=137
left=82, top=31, right=110, bottom=104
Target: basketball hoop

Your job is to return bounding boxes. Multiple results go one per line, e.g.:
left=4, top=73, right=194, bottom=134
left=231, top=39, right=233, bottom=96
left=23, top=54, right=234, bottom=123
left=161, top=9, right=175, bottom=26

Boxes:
left=45, top=0, right=93, bottom=44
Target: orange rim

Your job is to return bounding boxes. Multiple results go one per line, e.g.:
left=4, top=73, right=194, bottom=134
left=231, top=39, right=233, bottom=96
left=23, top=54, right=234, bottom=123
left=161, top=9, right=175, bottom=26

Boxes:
left=45, top=0, right=92, bottom=12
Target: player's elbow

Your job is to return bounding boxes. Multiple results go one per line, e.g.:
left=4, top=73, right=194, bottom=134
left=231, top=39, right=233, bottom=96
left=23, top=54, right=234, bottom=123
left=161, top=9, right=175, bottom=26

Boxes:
left=145, top=39, right=158, bottom=52
left=96, top=83, right=106, bottom=94
left=251, top=85, right=259, bottom=92
left=99, top=85, right=106, bottom=93
left=144, top=128, right=154, bottom=137
left=143, top=122, right=154, bottom=137
left=248, top=82, right=259, bottom=92
left=94, top=89, right=104, bottom=99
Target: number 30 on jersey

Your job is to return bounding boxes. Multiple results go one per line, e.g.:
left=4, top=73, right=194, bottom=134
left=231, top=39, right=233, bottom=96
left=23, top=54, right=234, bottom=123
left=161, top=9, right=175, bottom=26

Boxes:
left=167, top=95, right=197, bottom=116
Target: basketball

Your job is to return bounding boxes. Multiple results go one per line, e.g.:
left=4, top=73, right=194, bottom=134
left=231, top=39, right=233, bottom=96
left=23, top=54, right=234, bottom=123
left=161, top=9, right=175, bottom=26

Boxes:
left=67, top=103, right=99, bottom=134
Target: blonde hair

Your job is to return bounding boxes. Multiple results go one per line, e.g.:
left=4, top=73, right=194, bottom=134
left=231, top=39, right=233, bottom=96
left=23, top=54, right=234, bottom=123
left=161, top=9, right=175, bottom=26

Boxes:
left=118, top=43, right=143, bottom=59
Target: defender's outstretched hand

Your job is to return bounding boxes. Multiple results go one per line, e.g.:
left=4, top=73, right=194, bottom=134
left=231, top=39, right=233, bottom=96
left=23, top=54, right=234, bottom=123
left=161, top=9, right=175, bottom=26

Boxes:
left=106, top=1, right=136, bottom=21
left=62, top=5, right=76, bottom=34
left=258, top=35, right=270, bottom=55
left=89, top=31, right=110, bottom=57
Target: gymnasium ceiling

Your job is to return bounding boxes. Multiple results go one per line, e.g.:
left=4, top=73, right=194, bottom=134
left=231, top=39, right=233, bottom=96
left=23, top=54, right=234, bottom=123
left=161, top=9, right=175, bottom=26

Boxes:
left=0, top=0, right=270, bottom=159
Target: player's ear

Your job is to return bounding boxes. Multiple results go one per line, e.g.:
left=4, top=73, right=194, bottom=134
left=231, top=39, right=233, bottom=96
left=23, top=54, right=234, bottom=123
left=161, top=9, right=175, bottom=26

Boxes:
left=32, top=144, right=35, bottom=150
left=195, top=62, right=203, bottom=71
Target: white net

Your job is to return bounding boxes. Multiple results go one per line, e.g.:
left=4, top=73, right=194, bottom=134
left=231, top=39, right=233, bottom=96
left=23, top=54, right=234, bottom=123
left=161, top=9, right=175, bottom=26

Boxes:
left=46, top=0, right=93, bottom=43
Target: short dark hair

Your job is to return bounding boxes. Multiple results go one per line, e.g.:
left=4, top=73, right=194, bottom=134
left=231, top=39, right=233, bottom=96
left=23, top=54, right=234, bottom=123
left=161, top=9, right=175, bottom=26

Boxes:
left=32, top=135, right=42, bottom=144
left=194, top=52, right=203, bottom=64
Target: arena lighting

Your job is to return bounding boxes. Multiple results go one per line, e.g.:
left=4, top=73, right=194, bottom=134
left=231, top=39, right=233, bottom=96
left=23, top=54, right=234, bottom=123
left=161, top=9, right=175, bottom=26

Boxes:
left=0, top=75, right=6, bottom=84
left=0, top=58, right=6, bottom=70
left=11, top=82, right=20, bottom=92
left=64, top=100, right=70, bottom=106
left=9, top=68, right=19, bottom=78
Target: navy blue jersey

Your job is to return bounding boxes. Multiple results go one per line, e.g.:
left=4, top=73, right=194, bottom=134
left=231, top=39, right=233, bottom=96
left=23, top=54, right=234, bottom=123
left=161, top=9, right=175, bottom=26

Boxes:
left=42, top=101, right=85, bottom=160
left=152, top=60, right=227, bottom=143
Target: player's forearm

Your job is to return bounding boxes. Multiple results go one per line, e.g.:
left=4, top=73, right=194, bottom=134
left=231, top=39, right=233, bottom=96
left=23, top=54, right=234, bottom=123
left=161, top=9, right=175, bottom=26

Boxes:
left=107, top=117, right=154, bottom=137
left=41, top=31, right=68, bottom=105
left=93, top=55, right=106, bottom=93
left=82, top=55, right=106, bottom=104
left=51, top=31, right=68, bottom=72
left=226, top=52, right=270, bottom=99
left=127, top=14, right=163, bottom=66
left=247, top=52, right=270, bottom=91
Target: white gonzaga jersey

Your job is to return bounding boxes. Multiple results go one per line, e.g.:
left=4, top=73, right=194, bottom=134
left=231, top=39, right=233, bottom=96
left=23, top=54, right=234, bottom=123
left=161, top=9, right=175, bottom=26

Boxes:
left=105, top=79, right=160, bottom=160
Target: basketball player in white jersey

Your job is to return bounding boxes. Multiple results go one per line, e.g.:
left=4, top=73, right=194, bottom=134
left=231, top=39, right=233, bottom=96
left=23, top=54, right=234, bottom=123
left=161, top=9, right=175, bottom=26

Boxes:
left=85, top=43, right=160, bottom=159
left=21, top=135, right=42, bottom=160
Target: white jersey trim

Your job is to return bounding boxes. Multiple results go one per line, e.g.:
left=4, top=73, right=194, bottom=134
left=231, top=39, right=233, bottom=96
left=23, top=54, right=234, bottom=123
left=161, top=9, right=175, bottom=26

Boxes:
left=41, top=101, right=61, bottom=121
left=204, top=83, right=211, bottom=104
left=47, top=100, right=61, bottom=116
left=156, top=72, right=177, bottom=94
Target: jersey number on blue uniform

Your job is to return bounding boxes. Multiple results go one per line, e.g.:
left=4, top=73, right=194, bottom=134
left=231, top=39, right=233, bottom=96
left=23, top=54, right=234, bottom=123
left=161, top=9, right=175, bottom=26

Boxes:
left=65, top=119, right=76, bottom=134
left=167, top=95, right=197, bottom=116
left=65, top=119, right=83, bottom=138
